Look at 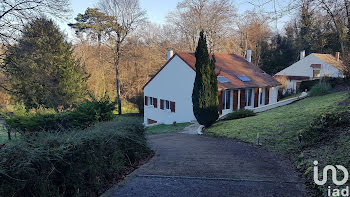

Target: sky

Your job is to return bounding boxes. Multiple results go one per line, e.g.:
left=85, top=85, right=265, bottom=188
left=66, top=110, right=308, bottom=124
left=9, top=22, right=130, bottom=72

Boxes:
left=59, top=0, right=290, bottom=41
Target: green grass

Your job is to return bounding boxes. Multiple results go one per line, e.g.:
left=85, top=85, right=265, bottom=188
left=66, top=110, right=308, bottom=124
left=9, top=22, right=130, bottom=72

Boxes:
left=206, top=92, right=348, bottom=153
left=146, top=122, right=191, bottom=135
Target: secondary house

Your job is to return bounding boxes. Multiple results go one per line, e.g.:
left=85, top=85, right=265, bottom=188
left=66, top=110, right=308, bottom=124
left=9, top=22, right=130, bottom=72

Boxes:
left=275, top=51, right=345, bottom=93
left=143, top=50, right=281, bottom=125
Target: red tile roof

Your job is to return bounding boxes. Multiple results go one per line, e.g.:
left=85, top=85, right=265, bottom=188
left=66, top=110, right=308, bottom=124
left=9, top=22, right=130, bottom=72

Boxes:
left=143, top=52, right=281, bottom=90
left=177, top=52, right=281, bottom=89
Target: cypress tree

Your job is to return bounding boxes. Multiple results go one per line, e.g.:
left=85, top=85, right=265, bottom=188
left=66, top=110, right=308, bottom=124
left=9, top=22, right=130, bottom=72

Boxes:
left=3, top=18, right=89, bottom=110
left=192, top=31, right=219, bottom=127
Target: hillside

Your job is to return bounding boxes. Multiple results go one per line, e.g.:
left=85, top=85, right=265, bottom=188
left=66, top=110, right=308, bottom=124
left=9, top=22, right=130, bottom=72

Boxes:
left=206, top=91, right=350, bottom=195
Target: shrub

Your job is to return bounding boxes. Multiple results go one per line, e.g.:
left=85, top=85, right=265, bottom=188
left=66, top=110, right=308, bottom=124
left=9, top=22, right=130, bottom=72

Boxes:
left=300, top=111, right=350, bottom=145
left=5, top=98, right=116, bottom=133
left=308, top=81, right=332, bottom=97
left=0, top=120, right=152, bottom=197
left=221, top=109, right=256, bottom=121
left=299, top=79, right=319, bottom=92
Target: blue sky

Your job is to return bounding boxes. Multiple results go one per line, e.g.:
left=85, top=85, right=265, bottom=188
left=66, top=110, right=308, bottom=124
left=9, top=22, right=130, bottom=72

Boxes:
left=59, top=0, right=288, bottom=40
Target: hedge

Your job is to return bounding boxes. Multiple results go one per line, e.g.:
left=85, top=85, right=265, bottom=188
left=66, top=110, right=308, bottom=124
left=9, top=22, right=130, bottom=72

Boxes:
left=221, top=109, right=256, bottom=121
left=0, top=120, right=152, bottom=197
left=5, top=98, right=116, bottom=133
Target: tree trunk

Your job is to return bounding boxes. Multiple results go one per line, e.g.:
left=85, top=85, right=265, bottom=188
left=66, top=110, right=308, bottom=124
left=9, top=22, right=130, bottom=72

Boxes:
left=115, top=36, right=122, bottom=115
left=345, top=0, right=350, bottom=50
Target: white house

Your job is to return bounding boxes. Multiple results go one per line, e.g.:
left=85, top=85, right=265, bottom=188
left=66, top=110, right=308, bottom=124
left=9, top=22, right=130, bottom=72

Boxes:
left=143, top=50, right=281, bottom=125
left=275, top=51, right=345, bottom=93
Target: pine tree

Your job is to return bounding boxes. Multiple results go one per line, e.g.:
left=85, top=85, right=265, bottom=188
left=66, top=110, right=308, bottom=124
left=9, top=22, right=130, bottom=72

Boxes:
left=192, top=31, right=219, bottom=127
left=3, top=18, right=88, bottom=110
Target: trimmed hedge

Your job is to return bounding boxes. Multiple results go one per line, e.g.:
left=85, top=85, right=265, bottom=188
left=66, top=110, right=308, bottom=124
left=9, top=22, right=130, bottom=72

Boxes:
left=0, top=120, right=152, bottom=197
left=5, top=98, right=116, bottom=133
left=221, top=109, right=256, bottom=121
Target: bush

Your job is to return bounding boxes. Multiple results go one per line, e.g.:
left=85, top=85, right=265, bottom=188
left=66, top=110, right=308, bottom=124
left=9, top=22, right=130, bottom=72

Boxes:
left=300, top=111, right=350, bottom=145
left=308, top=81, right=332, bottom=97
left=0, top=120, right=152, bottom=197
left=5, top=97, right=116, bottom=133
left=299, top=79, right=319, bottom=92
left=221, top=109, right=256, bottom=121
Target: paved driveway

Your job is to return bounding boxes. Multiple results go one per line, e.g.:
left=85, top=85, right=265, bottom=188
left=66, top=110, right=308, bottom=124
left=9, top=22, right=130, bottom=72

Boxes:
left=103, top=133, right=306, bottom=197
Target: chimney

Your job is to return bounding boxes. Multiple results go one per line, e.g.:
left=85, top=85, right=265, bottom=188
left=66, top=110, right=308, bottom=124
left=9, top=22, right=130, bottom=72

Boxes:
left=336, top=52, right=340, bottom=61
left=300, top=50, right=305, bottom=60
left=246, top=48, right=252, bottom=63
left=167, top=49, right=174, bottom=61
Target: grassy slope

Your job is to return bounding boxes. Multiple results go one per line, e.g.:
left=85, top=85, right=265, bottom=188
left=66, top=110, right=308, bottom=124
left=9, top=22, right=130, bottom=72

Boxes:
left=0, top=121, right=6, bottom=144
left=206, top=92, right=348, bottom=153
left=206, top=92, right=349, bottom=195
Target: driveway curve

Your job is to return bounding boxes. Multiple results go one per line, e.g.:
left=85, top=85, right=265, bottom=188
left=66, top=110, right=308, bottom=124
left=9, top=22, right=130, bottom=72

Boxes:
left=103, top=133, right=307, bottom=197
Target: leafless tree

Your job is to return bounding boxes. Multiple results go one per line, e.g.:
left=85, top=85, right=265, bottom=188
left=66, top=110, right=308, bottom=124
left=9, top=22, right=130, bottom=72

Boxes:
left=167, top=0, right=237, bottom=53
left=98, top=0, right=146, bottom=115
left=0, top=0, right=71, bottom=46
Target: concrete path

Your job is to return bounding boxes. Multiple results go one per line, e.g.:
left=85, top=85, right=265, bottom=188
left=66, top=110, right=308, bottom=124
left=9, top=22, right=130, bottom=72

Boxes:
left=102, top=133, right=307, bottom=197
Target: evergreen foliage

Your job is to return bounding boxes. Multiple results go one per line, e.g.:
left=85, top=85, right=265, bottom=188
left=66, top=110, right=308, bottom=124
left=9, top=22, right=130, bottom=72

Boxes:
left=3, top=18, right=89, bottom=110
left=192, top=31, right=219, bottom=127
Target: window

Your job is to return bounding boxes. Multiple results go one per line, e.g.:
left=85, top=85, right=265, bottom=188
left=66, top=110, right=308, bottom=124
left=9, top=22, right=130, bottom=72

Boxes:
left=218, top=76, right=229, bottom=83
left=225, top=90, right=231, bottom=109
left=313, top=69, right=320, bottom=78
left=170, top=101, right=176, bottom=112
left=166, top=100, right=170, bottom=109
left=237, top=75, right=251, bottom=82
left=245, top=89, right=252, bottom=106
left=149, top=97, right=153, bottom=105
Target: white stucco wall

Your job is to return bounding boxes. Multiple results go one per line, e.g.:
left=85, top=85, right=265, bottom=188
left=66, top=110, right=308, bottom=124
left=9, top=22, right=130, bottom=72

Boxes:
left=275, top=54, right=344, bottom=79
left=144, top=55, right=196, bottom=125
left=275, top=54, right=344, bottom=93
left=144, top=55, right=280, bottom=125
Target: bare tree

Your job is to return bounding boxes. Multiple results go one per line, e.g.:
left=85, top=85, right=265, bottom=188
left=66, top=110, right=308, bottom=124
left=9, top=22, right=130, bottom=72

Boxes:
left=167, top=0, right=236, bottom=53
left=98, top=0, right=146, bottom=115
left=0, top=0, right=71, bottom=46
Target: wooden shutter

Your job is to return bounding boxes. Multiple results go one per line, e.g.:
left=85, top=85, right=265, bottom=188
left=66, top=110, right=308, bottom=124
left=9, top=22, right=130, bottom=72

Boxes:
left=153, top=98, right=158, bottom=108
left=160, top=99, right=164, bottom=110
left=145, top=96, right=148, bottom=106
left=240, top=89, right=246, bottom=109
left=218, top=90, right=223, bottom=114
left=233, top=90, right=238, bottom=111
left=170, top=101, right=175, bottom=112
left=254, top=88, right=259, bottom=108
left=265, top=87, right=270, bottom=105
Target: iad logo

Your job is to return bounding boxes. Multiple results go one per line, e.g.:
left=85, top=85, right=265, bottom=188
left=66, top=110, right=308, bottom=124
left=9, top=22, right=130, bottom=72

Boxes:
left=313, top=160, right=349, bottom=196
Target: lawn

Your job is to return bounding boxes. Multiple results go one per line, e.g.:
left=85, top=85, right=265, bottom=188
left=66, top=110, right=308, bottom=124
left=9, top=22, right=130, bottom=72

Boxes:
left=206, top=91, right=348, bottom=153
left=206, top=91, right=350, bottom=195
left=114, top=115, right=191, bottom=135
left=146, top=122, right=191, bottom=134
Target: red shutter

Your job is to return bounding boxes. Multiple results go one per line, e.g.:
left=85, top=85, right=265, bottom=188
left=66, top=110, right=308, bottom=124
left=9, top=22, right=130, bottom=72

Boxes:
left=254, top=88, right=259, bottom=108
left=240, top=89, right=246, bottom=109
left=218, top=90, right=223, bottom=114
left=170, top=101, right=175, bottom=112
left=145, top=96, right=148, bottom=106
left=153, top=98, right=158, bottom=108
left=233, top=90, right=238, bottom=111
left=265, top=88, right=270, bottom=105
left=160, top=99, right=164, bottom=110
